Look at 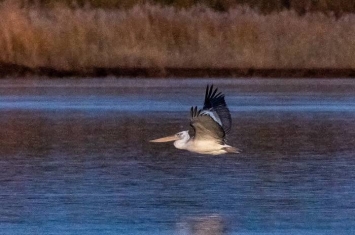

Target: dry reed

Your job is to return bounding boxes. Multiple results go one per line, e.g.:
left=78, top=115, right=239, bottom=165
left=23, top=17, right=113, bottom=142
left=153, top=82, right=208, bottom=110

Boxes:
left=1, top=1, right=355, bottom=71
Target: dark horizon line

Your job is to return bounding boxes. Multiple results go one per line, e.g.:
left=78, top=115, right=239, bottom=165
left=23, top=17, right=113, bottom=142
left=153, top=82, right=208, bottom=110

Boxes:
left=2, top=62, right=355, bottom=78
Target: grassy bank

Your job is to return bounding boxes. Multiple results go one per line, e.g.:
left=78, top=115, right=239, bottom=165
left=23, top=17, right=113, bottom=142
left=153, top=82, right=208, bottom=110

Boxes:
left=9, top=0, right=355, bottom=15
left=1, top=1, right=355, bottom=77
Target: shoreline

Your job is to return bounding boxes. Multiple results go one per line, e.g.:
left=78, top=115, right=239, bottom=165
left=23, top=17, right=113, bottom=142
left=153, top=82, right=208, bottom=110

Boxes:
left=1, top=63, right=355, bottom=78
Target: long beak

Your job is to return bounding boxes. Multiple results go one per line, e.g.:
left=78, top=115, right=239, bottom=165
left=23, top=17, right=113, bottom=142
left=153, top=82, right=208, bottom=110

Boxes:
left=150, top=135, right=179, bottom=143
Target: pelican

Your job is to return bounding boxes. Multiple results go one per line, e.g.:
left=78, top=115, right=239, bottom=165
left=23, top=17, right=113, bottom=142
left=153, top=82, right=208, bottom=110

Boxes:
left=150, top=85, right=240, bottom=155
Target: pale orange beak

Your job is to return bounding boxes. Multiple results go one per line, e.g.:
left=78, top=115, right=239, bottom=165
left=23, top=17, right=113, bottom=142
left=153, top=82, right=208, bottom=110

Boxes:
left=149, top=134, right=179, bottom=143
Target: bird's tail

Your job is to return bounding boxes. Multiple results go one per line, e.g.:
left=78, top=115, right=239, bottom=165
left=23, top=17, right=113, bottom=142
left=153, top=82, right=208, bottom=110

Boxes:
left=222, top=146, right=241, bottom=154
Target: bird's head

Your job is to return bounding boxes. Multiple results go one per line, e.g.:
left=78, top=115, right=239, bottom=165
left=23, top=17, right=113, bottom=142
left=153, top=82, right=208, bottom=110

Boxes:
left=150, top=130, right=190, bottom=143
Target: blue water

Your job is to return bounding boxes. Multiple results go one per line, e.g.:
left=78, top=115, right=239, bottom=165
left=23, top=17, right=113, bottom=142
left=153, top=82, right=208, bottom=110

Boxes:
left=0, top=78, right=355, bottom=234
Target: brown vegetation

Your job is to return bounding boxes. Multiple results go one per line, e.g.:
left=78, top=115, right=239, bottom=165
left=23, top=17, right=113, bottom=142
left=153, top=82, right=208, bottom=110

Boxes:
left=1, top=1, right=355, bottom=77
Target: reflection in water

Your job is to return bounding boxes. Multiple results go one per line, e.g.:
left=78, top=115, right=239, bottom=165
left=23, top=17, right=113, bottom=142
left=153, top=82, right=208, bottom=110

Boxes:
left=176, top=214, right=226, bottom=235
left=0, top=79, right=355, bottom=234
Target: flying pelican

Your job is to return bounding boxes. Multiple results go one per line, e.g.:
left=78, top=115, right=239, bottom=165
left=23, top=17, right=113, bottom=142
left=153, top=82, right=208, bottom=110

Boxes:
left=150, top=85, right=240, bottom=155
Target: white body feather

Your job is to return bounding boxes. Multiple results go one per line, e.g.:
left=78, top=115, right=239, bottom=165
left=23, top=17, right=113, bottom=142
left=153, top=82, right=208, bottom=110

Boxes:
left=173, top=131, right=236, bottom=155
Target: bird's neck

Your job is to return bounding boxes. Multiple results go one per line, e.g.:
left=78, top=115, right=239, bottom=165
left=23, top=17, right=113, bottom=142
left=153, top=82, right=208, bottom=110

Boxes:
left=173, top=135, right=190, bottom=150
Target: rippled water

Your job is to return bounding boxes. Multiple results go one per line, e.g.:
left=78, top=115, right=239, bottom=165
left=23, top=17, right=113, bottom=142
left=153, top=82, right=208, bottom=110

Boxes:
left=0, top=78, right=354, bottom=235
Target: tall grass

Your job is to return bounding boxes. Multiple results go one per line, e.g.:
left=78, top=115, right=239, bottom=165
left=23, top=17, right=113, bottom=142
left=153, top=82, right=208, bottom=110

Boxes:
left=1, top=1, right=355, bottom=71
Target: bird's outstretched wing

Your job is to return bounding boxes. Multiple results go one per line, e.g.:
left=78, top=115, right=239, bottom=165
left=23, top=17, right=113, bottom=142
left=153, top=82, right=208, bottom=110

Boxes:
left=201, top=85, right=232, bottom=134
left=190, top=106, right=225, bottom=144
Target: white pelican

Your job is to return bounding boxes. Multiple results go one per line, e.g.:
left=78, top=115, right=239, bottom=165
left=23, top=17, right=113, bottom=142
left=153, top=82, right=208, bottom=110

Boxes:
left=150, top=85, right=240, bottom=155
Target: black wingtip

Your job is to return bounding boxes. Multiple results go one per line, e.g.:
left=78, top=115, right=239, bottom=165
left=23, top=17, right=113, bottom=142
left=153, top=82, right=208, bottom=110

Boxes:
left=202, top=84, right=232, bottom=134
left=205, top=84, right=211, bottom=102
left=205, top=84, right=223, bottom=100
left=208, top=84, right=214, bottom=97
left=204, top=84, right=225, bottom=108
left=190, top=106, right=200, bottom=118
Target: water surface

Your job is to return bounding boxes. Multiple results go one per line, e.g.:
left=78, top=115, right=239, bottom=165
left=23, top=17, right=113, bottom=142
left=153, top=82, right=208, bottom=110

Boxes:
left=0, top=78, right=354, bottom=235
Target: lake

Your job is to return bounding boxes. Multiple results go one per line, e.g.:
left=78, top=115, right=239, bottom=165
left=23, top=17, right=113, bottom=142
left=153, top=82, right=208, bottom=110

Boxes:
left=0, top=78, right=354, bottom=235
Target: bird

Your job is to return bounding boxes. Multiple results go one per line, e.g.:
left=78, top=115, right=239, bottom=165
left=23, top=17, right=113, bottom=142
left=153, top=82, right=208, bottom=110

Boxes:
left=150, top=85, right=240, bottom=155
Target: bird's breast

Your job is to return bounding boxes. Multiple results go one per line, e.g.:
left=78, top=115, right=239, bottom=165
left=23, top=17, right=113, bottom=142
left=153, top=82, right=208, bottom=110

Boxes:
left=186, top=139, right=225, bottom=154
